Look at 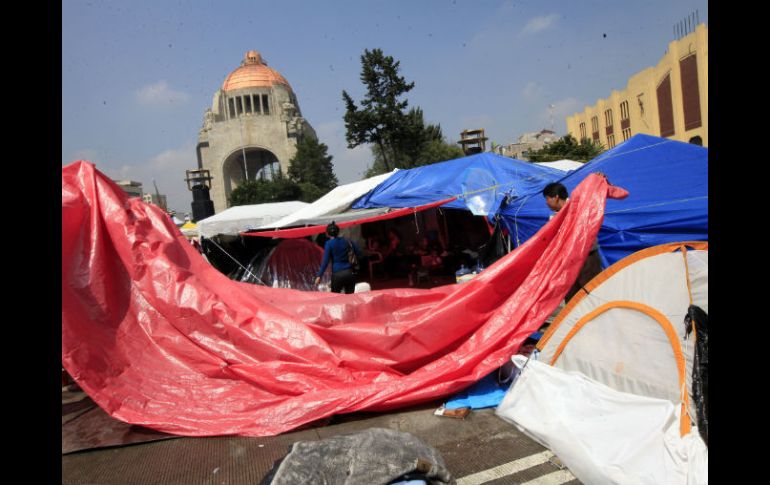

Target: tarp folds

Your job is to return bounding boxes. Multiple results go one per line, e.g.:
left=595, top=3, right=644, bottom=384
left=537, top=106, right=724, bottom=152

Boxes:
left=352, top=152, right=563, bottom=211
left=62, top=161, right=621, bottom=437
left=496, top=360, right=707, bottom=485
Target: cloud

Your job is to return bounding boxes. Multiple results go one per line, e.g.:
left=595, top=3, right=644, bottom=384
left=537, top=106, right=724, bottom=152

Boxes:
left=136, top=80, right=190, bottom=105
left=522, top=82, right=544, bottom=101
left=521, top=14, right=559, bottom=36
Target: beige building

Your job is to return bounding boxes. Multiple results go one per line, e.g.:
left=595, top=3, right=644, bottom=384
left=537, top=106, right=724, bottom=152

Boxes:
left=493, top=129, right=559, bottom=160
left=113, top=180, right=143, bottom=198
left=566, top=23, right=707, bottom=149
left=196, top=51, right=317, bottom=213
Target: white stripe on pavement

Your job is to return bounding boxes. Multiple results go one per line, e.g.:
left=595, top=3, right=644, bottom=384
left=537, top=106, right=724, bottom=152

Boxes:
left=456, top=450, right=555, bottom=485
left=520, top=469, right=577, bottom=485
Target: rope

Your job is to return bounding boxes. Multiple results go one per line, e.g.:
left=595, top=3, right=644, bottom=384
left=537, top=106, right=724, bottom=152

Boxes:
left=205, top=237, right=266, bottom=285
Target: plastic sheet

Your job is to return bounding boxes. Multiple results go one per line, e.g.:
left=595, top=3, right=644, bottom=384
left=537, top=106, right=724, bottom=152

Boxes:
left=233, top=238, right=330, bottom=291
left=62, top=161, right=623, bottom=437
left=685, top=305, right=708, bottom=446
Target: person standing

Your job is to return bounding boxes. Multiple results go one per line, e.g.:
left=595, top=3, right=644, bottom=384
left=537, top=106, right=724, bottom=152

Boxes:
left=314, top=222, right=362, bottom=294
left=542, top=181, right=603, bottom=302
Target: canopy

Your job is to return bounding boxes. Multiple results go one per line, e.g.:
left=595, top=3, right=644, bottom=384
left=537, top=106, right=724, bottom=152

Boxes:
left=196, top=200, right=309, bottom=237
left=352, top=152, right=564, bottom=212
left=258, top=170, right=397, bottom=229
left=499, top=134, right=708, bottom=267
left=62, top=161, right=624, bottom=437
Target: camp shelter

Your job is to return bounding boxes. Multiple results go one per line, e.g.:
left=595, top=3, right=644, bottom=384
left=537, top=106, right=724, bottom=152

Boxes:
left=256, top=170, right=398, bottom=231
left=496, top=242, right=708, bottom=484
left=343, top=153, right=565, bottom=272
left=180, top=221, right=198, bottom=238
left=196, top=201, right=309, bottom=238
left=353, top=152, right=564, bottom=213
left=498, top=134, right=708, bottom=268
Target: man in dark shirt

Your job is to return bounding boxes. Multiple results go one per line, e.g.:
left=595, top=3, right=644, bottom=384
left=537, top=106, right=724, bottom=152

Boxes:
left=314, top=222, right=362, bottom=294
left=542, top=181, right=602, bottom=302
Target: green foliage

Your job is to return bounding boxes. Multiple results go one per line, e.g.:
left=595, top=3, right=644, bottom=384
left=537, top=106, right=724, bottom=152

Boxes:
left=228, top=172, right=301, bottom=206
left=342, top=48, right=415, bottom=172
left=363, top=107, right=465, bottom=177
left=287, top=136, right=338, bottom=201
left=527, top=135, right=605, bottom=163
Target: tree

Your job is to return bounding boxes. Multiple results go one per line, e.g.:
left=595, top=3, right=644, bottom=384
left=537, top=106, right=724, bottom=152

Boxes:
left=527, top=135, right=605, bottom=163
left=342, top=48, right=415, bottom=172
left=364, top=107, right=465, bottom=177
left=228, top=171, right=301, bottom=206
left=287, top=136, right=338, bottom=201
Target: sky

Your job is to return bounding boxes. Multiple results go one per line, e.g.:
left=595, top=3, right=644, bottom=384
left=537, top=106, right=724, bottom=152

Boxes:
left=62, top=0, right=708, bottom=215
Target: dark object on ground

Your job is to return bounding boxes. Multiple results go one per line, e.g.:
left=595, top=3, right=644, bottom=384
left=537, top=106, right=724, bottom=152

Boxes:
left=685, top=304, right=708, bottom=446
left=260, top=427, right=455, bottom=485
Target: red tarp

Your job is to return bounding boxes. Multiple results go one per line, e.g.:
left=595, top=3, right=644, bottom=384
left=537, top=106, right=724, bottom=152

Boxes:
left=62, top=161, right=627, bottom=437
left=243, top=196, right=457, bottom=239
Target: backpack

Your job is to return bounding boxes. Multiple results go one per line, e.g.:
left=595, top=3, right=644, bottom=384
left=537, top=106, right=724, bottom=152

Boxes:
left=346, top=239, right=360, bottom=273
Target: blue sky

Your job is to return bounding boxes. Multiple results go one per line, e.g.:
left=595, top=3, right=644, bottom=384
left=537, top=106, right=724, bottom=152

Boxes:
left=62, top=0, right=708, bottom=214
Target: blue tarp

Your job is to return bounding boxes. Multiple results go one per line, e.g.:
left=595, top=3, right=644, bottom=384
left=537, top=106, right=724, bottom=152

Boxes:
left=352, top=152, right=564, bottom=214
left=497, top=134, right=708, bottom=267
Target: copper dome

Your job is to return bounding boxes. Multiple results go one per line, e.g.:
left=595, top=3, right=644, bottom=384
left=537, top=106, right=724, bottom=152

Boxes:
left=222, top=51, right=292, bottom=92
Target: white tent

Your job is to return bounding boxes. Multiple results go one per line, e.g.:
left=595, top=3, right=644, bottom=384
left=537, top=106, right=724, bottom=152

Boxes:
left=196, top=201, right=309, bottom=238
left=496, top=242, right=708, bottom=484
left=534, top=159, right=584, bottom=172
left=258, top=170, right=397, bottom=229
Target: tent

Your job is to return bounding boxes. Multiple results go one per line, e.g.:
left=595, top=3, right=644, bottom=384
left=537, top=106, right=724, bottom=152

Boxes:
left=498, top=134, right=708, bottom=268
left=196, top=201, right=309, bottom=238
left=62, top=161, right=625, bottom=437
left=496, top=242, right=708, bottom=484
left=257, top=170, right=397, bottom=230
left=179, top=221, right=198, bottom=238
left=352, top=152, right=564, bottom=214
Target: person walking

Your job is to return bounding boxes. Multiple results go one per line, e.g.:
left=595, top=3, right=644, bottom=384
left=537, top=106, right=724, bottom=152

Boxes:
left=314, top=222, right=362, bottom=294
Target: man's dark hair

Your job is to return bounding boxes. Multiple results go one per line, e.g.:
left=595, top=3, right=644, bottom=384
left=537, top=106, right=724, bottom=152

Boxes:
left=542, top=182, right=568, bottom=200
left=326, top=221, right=340, bottom=237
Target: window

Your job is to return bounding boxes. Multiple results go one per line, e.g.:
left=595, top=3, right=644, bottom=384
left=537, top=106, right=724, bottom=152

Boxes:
left=604, top=109, right=613, bottom=128
left=244, top=95, right=252, bottom=114
left=620, top=101, right=629, bottom=121
left=657, top=74, right=675, bottom=137
left=622, top=127, right=632, bottom=141
left=252, top=94, right=261, bottom=114
left=228, top=98, right=236, bottom=119
left=262, top=94, right=270, bottom=115
left=591, top=116, right=599, bottom=141
left=236, top=97, right=243, bottom=116
left=607, top=133, right=616, bottom=148
left=579, top=122, right=586, bottom=140
left=680, top=54, right=702, bottom=130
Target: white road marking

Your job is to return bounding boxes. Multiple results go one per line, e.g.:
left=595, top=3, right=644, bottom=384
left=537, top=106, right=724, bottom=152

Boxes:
left=456, top=450, right=556, bottom=485
left=520, top=469, right=577, bottom=485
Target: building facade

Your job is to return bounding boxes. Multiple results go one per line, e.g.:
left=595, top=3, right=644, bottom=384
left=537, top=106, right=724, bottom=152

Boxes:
left=566, top=24, right=707, bottom=149
left=493, top=129, right=559, bottom=160
left=196, top=51, right=317, bottom=213
left=113, top=180, right=143, bottom=198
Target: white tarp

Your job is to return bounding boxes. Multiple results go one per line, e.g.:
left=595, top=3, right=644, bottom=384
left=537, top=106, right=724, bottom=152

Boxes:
left=197, top=201, right=309, bottom=237
left=496, top=360, right=707, bottom=485
left=534, top=159, right=584, bottom=172
left=258, top=170, right=397, bottom=229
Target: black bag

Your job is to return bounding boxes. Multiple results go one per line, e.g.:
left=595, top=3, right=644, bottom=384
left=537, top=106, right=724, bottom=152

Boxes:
left=346, top=239, right=360, bottom=273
